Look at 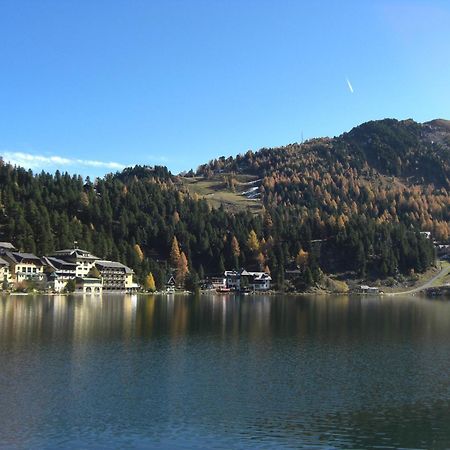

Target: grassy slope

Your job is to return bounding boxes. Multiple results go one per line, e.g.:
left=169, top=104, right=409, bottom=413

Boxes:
left=181, top=174, right=262, bottom=214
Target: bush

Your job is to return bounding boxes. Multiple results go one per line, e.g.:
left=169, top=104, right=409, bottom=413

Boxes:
left=65, top=279, right=76, bottom=293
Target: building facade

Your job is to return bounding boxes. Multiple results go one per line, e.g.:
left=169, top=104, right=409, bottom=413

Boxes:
left=0, top=257, right=11, bottom=285
left=52, top=248, right=99, bottom=277
left=42, top=256, right=78, bottom=292
left=224, top=269, right=272, bottom=291
left=3, top=251, right=45, bottom=283
left=74, top=277, right=103, bottom=294
left=95, top=260, right=139, bottom=292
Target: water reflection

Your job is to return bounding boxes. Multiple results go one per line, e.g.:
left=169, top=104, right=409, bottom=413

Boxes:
left=3, top=293, right=450, bottom=345
left=1, top=294, right=450, bottom=449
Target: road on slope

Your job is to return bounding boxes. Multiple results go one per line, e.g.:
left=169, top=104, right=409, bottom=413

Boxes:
left=386, top=261, right=450, bottom=296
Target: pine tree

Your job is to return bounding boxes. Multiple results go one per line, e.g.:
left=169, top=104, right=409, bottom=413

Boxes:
left=304, top=267, right=314, bottom=286
left=356, top=241, right=366, bottom=277
left=185, top=271, right=199, bottom=292
left=218, top=255, right=225, bottom=274
left=65, top=279, right=76, bottom=293
left=198, top=264, right=205, bottom=281
left=256, top=252, right=265, bottom=270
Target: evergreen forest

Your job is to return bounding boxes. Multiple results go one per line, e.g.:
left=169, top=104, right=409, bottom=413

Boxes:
left=1, top=118, right=446, bottom=290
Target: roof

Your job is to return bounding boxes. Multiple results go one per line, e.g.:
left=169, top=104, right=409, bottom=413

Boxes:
left=95, top=260, right=134, bottom=273
left=0, top=242, right=16, bottom=250
left=4, top=251, right=42, bottom=264
left=360, top=285, right=379, bottom=290
left=224, top=269, right=271, bottom=280
left=0, top=257, right=8, bottom=266
left=53, top=248, right=98, bottom=259
left=240, top=269, right=271, bottom=280
left=224, top=270, right=239, bottom=276
left=249, top=272, right=272, bottom=281
left=42, top=256, right=77, bottom=269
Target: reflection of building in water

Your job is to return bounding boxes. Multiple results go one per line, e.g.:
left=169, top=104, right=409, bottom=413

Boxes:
left=241, top=297, right=272, bottom=340
left=0, top=295, right=44, bottom=342
left=70, top=295, right=137, bottom=343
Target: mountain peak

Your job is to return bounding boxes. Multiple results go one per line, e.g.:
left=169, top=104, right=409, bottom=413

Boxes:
left=424, top=118, right=450, bottom=131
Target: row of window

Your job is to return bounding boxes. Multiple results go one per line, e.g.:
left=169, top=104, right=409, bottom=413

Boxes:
left=17, top=266, right=39, bottom=273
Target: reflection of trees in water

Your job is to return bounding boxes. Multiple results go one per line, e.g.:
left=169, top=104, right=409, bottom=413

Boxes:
left=2, top=294, right=450, bottom=344
left=2, top=294, right=450, bottom=449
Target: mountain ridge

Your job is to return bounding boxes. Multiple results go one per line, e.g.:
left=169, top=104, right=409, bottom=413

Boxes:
left=194, top=117, right=450, bottom=187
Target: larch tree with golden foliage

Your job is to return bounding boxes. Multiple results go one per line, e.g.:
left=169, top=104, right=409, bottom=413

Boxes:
left=144, top=272, right=156, bottom=292
left=170, top=236, right=181, bottom=267
left=176, top=251, right=189, bottom=285
left=231, top=235, right=240, bottom=268
left=134, top=244, right=144, bottom=262
left=247, top=230, right=260, bottom=253
left=296, top=248, right=309, bottom=270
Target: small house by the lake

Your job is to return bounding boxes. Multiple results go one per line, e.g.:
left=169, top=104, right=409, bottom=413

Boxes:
left=359, top=285, right=380, bottom=294
left=224, top=269, right=271, bottom=291
left=75, top=277, right=102, bottom=295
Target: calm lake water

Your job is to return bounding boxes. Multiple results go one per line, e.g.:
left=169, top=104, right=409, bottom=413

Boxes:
left=1, top=293, right=450, bottom=449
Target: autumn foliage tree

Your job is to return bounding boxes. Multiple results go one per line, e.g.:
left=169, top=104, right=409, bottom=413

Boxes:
left=231, top=235, right=240, bottom=268
left=144, top=272, right=156, bottom=291
left=170, top=236, right=181, bottom=267
left=176, top=251, right=189, bottom=285
left=247, top=230, right=260, bottom=252
left=134, top=244, right=144, bottom=262
left=296, top=249, right=309, bottom=270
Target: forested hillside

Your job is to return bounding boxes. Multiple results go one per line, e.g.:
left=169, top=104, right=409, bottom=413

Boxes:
left=197, top=119, right=450, bottom=241
left=0, top=118, right=445, bottom=290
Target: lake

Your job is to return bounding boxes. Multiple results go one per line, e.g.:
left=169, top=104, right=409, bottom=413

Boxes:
left=1, top=293, right=450, bottom=449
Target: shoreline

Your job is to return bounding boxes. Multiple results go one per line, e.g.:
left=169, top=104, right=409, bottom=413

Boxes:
left=0, top=289, right=429, bottom=298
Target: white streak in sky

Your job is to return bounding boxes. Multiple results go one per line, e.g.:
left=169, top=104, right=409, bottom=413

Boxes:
left=346, top=77, right=354, bottom=94
left=2, top=151, right=126, bottom=170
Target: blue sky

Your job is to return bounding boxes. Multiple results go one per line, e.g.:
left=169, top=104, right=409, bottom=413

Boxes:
left=1, top=0, right=450, bottom=177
